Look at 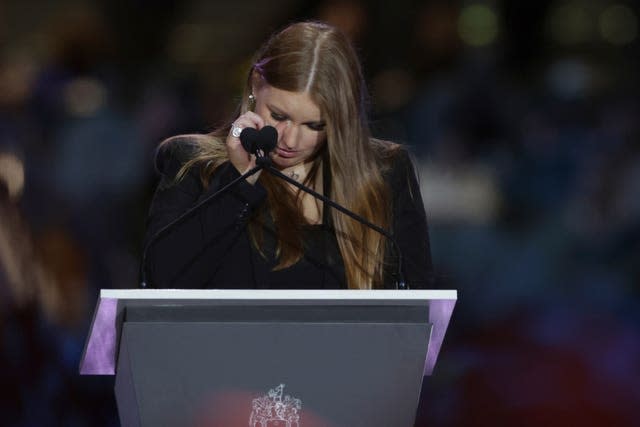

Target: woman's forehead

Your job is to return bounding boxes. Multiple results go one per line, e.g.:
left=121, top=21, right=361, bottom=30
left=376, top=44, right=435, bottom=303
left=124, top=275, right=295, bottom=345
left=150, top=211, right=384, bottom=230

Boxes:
left=258, top=84, right=323, bottom=121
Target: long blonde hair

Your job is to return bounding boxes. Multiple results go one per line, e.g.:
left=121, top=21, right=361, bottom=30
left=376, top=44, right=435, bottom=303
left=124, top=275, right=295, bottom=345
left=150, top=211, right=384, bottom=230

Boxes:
left=171, top=21, right=399, bottom=289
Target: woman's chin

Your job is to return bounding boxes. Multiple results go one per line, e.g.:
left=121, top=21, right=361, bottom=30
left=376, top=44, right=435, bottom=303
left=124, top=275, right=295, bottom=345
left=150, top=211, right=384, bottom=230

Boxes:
left=271, top=155, right=300, bottom=170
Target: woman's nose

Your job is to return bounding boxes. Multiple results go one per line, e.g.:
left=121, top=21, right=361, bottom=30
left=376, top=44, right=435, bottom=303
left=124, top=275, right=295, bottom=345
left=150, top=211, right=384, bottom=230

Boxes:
left=277, top=120, right=297, bottom=148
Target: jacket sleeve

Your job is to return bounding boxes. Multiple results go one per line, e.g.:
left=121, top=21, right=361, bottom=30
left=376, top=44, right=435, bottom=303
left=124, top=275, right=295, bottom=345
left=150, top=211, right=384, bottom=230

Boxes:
left=390, top=149, right=434, bottom=289
left=142, top=138, right=267, bottom=288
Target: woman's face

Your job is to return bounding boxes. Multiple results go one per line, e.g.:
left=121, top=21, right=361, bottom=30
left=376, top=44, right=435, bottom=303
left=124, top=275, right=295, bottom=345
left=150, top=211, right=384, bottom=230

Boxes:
left=253, top=83, right=327, bottom=170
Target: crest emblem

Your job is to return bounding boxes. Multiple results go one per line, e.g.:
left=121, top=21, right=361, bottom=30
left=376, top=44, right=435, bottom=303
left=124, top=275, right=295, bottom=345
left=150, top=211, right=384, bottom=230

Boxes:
left=250, top=384, right=301, bottom=427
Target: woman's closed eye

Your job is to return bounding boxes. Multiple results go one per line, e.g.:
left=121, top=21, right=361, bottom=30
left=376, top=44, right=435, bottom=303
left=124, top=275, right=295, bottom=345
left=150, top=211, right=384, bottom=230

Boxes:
left=271, top=111, right=325, bottom=132
left=306, top=122, right=325, bottom=131
left=270, top=111, right=287, bottom=121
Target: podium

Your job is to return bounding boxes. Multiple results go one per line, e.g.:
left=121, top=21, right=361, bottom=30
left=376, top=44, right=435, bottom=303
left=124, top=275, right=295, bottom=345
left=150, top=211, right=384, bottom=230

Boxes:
left=80, top=289, right=456, bottom=427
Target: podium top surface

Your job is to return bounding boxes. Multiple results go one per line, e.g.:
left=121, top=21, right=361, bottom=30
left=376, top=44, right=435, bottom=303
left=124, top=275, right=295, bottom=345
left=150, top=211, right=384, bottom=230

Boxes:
left=80, top=289, right=456, bottom=375
left=99, top=288, right=456, bottom=300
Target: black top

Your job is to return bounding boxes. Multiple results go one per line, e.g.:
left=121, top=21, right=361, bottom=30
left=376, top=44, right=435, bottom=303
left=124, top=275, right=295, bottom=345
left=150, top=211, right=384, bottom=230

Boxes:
left=268, top=224, right=346, bottom=289
left=142, top=137, right=433, bottom=289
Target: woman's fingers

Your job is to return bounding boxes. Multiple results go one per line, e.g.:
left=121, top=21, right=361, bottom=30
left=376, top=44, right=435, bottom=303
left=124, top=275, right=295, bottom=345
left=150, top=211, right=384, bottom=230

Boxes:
left=227, top=112, right=265, bottom=142
left=226, top=112, right=266, bottom=178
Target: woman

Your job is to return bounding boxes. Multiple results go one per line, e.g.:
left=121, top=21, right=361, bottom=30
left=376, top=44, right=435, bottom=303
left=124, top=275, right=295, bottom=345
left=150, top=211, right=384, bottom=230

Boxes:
left=142, top=21, right=433, bottom=290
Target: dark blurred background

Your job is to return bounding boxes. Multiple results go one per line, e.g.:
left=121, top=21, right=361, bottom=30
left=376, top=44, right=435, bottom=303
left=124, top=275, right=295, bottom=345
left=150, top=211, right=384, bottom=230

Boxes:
left=0, top=0, right=638, bottom=426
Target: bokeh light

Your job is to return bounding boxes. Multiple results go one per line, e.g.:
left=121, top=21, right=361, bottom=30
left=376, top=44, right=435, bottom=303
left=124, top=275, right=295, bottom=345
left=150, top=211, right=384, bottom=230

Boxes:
left=599, top=4, right=638, bottom=45
left=63, top=77, right=107, bottom=117
left=0, top=153, right=25, bottom=200
left=548, top=2, right=593, bottom=45
left=458, top=4, right=499, bottom=47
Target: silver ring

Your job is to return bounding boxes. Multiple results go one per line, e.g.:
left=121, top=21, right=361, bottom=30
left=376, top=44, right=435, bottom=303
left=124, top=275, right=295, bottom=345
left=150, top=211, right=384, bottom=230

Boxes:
left=231, top=123, right=243, bottom=138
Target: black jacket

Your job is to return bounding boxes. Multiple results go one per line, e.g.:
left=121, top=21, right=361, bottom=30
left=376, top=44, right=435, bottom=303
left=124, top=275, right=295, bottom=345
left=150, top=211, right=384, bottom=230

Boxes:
left=142, top=137, right=433, bottom=289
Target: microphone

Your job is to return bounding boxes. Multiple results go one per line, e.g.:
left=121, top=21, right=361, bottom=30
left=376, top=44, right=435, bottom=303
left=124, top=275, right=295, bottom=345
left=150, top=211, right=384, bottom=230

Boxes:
left=240, top=126, right=277, bottom=155
left=263, top=164, right=408, bottom=290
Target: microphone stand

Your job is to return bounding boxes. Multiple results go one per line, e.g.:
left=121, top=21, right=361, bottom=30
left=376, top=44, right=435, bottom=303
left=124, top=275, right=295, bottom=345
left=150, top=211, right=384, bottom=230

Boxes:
left=140, top=162, right=265, bottom=288
left=141, top=147, right=407, bottom=290
left=260, top=156, right=407, bottom=290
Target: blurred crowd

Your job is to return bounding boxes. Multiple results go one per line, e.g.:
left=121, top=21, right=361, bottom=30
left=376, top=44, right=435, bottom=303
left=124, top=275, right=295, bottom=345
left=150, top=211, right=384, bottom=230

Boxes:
left=0, top=1, right=638, bottom=426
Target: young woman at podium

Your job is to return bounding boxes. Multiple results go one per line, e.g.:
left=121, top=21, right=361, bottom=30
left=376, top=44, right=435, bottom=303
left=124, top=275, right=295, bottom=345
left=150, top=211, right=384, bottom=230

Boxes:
left=142, top=21, right=433, bottom=290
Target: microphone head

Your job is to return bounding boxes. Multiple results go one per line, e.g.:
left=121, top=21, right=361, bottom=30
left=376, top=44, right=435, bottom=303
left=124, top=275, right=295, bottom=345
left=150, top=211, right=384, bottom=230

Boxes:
left=259, top=125, right=278, bottom=152
left=240, top=125, right=278, bottom=154
left=239, top=127, right=260, bottom=153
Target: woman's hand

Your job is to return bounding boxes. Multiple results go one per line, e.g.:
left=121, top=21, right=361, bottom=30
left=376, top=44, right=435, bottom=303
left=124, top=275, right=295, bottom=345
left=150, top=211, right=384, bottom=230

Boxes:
left=226, top=111, right=265, bottom=184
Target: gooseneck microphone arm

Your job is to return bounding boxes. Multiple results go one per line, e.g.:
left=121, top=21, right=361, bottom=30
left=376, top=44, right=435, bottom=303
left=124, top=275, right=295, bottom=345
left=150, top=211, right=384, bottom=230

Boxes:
left=262, top=162, right=408, bottom=290
left=141, top=125, right=407, bottom=289
left=141, top=126, right=280, bottom=288
left=140, top=163, right=264, bottom=288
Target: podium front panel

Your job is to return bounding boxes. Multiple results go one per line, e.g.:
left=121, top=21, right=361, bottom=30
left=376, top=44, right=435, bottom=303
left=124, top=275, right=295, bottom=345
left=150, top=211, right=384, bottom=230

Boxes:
left=115, top=318, right=431, bottom=427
